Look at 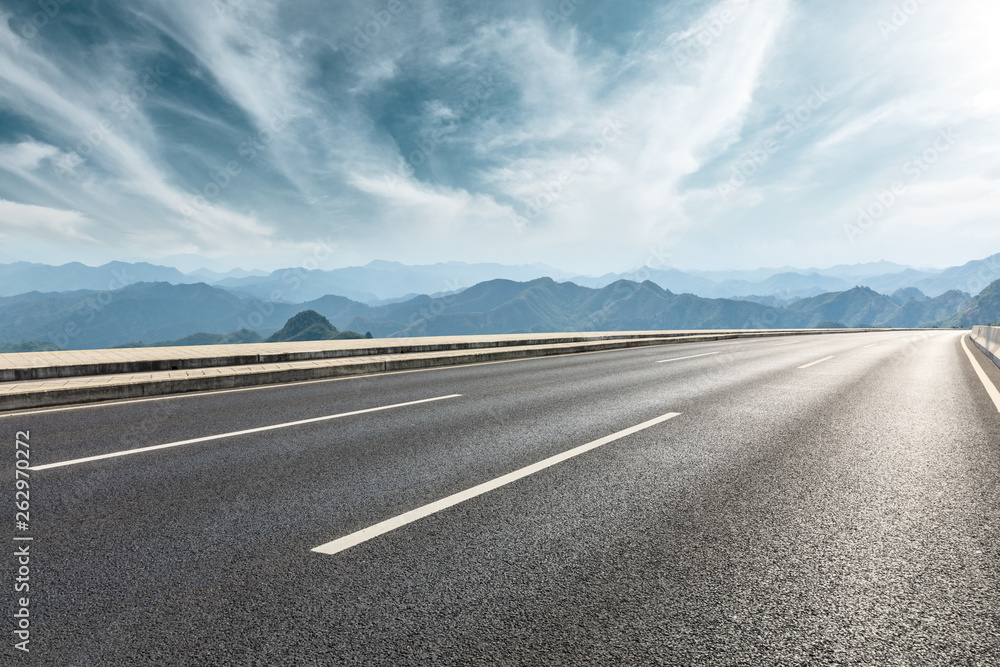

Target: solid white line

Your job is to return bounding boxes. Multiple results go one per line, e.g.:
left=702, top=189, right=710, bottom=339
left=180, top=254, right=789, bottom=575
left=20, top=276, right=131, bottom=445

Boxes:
left=29, top=394, right=462, bottom=471
left=656, top=351, right=721, bottom=363
left=311, top=411, right=683, bottom=556
left=961, top=335, right=1000, bottom=412
left=798, top=355, right=835, bottom=369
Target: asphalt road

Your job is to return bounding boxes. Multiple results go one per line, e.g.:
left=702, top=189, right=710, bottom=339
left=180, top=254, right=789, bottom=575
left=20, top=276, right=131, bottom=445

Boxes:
left=3, top=330, right=999, bottom=665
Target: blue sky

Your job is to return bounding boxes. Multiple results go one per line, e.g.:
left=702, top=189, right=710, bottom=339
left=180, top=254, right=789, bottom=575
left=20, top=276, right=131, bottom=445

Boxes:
left=0, top=0, right=997, bottom=274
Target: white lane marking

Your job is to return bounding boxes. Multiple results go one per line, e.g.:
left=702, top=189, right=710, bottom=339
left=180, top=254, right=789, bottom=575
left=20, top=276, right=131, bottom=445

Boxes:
left=961, top=335, right=1000, bottom=412
left=772, top=341, right=799, bottom=346
left=798, top=356, right=835, bottom=369
left=656, top=351, right=721, bottom=364
left=312, top=411, right=683, bottom=556
left=29, top=394, right=462, bottom=471
left=863, top=343, right=877, bottom=348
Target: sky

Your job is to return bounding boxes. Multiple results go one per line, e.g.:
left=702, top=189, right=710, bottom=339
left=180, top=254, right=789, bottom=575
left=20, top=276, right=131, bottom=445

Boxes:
left=0, top=0, right=998, bottom=275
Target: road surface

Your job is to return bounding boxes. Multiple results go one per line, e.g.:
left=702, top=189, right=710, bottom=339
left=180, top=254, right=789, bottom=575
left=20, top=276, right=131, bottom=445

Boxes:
left=4, top=330, right=999, bottom=664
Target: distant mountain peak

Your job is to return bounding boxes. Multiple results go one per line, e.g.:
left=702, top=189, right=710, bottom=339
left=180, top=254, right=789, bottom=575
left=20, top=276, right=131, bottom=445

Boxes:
left=265, top=310, right=339, bottom=343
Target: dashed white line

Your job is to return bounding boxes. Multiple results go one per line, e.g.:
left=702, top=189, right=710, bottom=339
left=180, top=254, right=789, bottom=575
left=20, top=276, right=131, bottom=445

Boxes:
left=798, top=356, right=835, bottom=369
left=29, top=394, right=462, bottom=471
left=312, top=411, right=683, bottom=556
left=961, top=335, right=1000, bottom=412
left=863, top=343, right=877, bottom=348
left=657, top=351, right=721, bottom=363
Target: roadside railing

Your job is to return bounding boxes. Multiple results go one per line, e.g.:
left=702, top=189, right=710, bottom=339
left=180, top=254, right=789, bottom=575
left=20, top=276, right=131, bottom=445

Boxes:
left=971, top=325, right=1000, bottom=369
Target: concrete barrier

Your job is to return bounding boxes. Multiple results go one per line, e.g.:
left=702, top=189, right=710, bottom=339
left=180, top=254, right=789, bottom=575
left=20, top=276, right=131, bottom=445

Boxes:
left=0, top=328, right=921, bottom=411
left=971, top=325, right=1000, bottom=369
left=0, top=329, right=849, bottom=383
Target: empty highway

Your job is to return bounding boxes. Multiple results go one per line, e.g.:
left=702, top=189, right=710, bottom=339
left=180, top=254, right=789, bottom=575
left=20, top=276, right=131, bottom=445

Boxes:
left=4, top=330, right=999, bottom=665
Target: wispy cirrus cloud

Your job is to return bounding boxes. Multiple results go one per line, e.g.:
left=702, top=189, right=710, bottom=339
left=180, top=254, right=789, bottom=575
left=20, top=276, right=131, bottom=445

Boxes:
left=0, top=198, right=93, bottom=241
left=0, top=0, right=997, bottom=273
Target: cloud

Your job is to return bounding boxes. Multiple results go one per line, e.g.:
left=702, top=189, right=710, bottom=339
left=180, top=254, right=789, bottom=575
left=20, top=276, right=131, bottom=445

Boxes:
left=0, top=141, right=60, bottom=170
left=0, top=0, right=997, bottom=273
left=0, top=199, right=94, bottom=241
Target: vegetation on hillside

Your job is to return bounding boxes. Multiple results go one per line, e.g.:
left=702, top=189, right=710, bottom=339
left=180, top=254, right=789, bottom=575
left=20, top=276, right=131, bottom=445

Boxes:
left=113, top=329, right=263, bottom=348
left=936, top=279, right=1000, bottom=328
left=265, top=310, right=370, bottom=342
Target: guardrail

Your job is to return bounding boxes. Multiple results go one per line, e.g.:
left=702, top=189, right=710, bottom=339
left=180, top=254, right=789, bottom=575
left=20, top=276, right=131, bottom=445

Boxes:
left=0, top=328, right=910, bottom=411
left=971, top=325, right=1000, bottom=369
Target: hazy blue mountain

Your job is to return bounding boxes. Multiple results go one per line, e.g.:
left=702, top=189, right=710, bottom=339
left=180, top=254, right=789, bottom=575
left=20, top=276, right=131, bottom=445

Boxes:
left=917, top=253, right=1000, bottom=297
left=712, top=272, right=852, bottom=299
left=729, top=295, right=797, bottom=308
left=786, top=286, right=900, bottom=328
left=684, top=261, right=912, bottom=284
left=787, top=286, right=970, bottom=328
left=0, top=276, right=985, bottom=351
left=4, top=253, right=998, bottom=305
left=185, top=267, right=269, bottom=282
left=0, top=282, right=300, bottom=350
left=862, top=269, right=938, bottom=296
left=582, top=256, right=997, bottom=300
left=890, top=287, right=930, bottom=305
left=386, top=278, right=806, bottom=336
left=0, top=261, right=195, bottom=296
left=568, top=268, right=720, bottom=296
left=807, top=260, right=914, bottom=280
left=937, top=279, right=1000, bottom=328
left=879, top=290, right=970, bottom=327
left=113, top=329, right=264, bottom=348
left=338, top=317, right=407, bottom=339
left=215, top=261, right=569, bottom=303
left=684, top=266, right=803, bottom=283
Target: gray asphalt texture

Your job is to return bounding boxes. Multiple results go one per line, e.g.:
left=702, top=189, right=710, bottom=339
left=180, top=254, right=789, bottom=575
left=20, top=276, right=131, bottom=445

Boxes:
left=2, top=330, right=998, bottom=665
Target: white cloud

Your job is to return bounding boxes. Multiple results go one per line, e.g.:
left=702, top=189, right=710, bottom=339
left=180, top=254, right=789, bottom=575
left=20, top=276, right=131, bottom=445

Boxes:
left=0, top=0, right=998, bottom=273
left=0, top=141, right=60, bottom=171
left=0, top=199, right=94, bottom=241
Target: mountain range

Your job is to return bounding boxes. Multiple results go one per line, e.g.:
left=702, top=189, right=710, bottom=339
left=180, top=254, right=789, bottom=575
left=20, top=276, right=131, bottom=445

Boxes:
left=0, top=276, right=993, bottom=351
left=3, top=253, right=999, bottom=304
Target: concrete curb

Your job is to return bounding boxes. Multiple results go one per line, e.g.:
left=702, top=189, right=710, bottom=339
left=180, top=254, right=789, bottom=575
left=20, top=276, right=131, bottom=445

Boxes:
left=0, top=330, right=811, bottom=382
left=0, top=329, right=918, bottom=411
